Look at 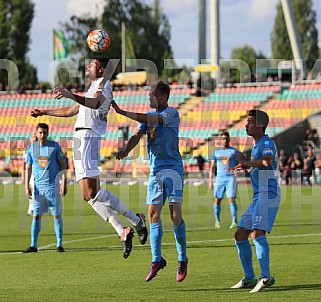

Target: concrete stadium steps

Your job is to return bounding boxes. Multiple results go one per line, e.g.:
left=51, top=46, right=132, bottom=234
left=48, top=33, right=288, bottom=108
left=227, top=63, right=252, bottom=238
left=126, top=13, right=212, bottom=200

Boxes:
left=178, top=96, right=205, bottom=116
left=2, top=83, right=321, bottom=172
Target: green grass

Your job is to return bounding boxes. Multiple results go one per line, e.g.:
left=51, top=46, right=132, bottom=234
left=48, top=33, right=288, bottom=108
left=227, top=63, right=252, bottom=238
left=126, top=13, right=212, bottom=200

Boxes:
left=1, top=183, right=321, bottom=301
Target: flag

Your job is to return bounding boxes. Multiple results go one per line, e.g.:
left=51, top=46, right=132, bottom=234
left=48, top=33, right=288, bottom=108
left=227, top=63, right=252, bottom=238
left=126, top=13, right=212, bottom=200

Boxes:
left=53, top=30, right=71, bottom=59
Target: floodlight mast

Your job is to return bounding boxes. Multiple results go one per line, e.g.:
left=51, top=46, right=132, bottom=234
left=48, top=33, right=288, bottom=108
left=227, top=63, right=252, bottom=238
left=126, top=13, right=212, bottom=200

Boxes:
left=281, top=0, right=306, bottom=79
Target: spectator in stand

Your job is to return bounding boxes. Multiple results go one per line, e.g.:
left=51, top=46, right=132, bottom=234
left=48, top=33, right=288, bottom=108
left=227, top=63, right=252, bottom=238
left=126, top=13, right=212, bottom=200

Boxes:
left=278, top=149, right=288, bottom=176
left=311, top=129, right=320, bottom=148
left=289, top=152, right=303, bottom=184
left=302, top=148, right=316, bottom=185
left=304, top=129, right=313, bottom=144
left=281, top=155, right=292, bottom=186
left=196, top=74, right=214, bottom=97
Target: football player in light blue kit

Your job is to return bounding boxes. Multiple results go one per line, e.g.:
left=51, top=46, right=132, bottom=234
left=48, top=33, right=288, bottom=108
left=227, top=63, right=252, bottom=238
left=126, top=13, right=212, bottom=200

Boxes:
left=230, top=110, right=280, bottom=293
left=209, top=131, right=239, bottom=229
left=112, top=81, right=188, bottom=282
left=23, top=123, right=67, bottom=253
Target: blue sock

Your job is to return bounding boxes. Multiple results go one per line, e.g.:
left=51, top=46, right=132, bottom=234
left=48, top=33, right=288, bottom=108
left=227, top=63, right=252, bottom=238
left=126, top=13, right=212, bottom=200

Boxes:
left=253, top=235, right=270, bottom=278
left=235, top=240, right=255, bottom=279
left=31, top=218, right=41, bottom=248
left=150, top=221, right=163, bottom=262
left=54, top=217, right=63, bottom=247
left=214, top=204, right=221, bottom=222
left=229, top=202, right=237, bottom=222
left=173, top=221, right=187, bottom=262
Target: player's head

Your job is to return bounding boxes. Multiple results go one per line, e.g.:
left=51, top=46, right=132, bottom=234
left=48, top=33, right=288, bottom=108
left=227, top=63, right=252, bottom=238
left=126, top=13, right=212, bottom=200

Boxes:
left=35, top=123, right=49, bottom=144
left=246, top=109, right=269, bottom=136
left=95, top=57, right=109, bottom=68
left=220, top=131, right=230, bottom=148
left=149, top=80, right=170, bottom=110
left=85, top=57, right=109, bottom=80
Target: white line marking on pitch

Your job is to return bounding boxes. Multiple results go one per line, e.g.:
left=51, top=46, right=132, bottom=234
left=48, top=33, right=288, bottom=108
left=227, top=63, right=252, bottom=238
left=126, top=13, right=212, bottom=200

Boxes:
left=2, top=232, right=321, bottom=255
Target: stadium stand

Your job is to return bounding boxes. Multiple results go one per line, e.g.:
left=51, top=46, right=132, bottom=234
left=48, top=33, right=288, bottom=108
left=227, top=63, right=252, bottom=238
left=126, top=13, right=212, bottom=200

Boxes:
left=2, top=82, right=321, bottom=178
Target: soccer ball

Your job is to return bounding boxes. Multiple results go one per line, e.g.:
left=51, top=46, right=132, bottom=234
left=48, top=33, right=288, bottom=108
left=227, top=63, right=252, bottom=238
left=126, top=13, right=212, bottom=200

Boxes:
left=87, top=29, right=111, bottom=52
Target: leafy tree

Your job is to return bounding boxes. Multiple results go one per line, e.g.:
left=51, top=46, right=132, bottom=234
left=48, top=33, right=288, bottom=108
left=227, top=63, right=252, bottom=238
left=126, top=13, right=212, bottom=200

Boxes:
left=61, top=0, right=173, bottom=82
left=0, top=0, right=36, bottom=89
left=271, top=0, right=319, bottom=72
left=222, top=45, right=266, bottom=83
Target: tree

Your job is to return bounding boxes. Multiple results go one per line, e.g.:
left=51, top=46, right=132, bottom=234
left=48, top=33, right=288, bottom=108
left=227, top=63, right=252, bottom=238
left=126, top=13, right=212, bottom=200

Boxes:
left=0, top=0, right=36, bottom=89
left=222, top=45, right=266, bottom=83
left=61, top=0, right=173, bottom=82
left=271, top=0, right=319, bottom=72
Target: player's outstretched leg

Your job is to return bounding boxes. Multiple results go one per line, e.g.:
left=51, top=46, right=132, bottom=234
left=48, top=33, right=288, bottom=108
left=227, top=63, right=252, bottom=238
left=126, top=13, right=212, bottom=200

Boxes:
left=134, top=213, right=148, bottom=245
left=174, top=220, right=188, bottom=282
left=146, top=221, right=164, bottom=281
left=145, top=257, right=167, bottom=282
left=120, top=227, right=134, bottom=259
left=89, top=199, right=135, bottom=258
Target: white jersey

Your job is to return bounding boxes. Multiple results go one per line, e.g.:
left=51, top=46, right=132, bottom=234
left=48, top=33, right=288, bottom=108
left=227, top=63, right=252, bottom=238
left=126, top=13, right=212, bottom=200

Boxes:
left=74, top=77, right=113, bottom=136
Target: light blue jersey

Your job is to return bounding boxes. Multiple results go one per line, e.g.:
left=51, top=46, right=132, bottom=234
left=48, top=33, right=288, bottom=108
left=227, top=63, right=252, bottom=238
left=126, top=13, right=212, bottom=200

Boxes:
left=250, top=135, right=279, bottom=196
left=138, top=107, right=183, bottom=176
left=26, top=140, right=65, bottom=193
left=212, top=147, right=239, bottom=199
left=212, top=147, right=240, bottom=177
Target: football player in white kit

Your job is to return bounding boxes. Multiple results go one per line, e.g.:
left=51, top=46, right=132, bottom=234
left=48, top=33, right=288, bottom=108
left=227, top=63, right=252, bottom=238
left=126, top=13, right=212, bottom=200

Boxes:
left=30, top=57, right=147, bottom=258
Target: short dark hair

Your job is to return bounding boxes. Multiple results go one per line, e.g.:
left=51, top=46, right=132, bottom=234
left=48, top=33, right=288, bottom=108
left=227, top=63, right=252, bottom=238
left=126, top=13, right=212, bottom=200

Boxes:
left=220, top=131, right=230, bottom=137
left=36, top=123, right=49, bottom=131
left=152, top=80, right=170, bottom=100
left=94, top=56, right=109, bottom=68
left=248, top=109, right=269, bottom=131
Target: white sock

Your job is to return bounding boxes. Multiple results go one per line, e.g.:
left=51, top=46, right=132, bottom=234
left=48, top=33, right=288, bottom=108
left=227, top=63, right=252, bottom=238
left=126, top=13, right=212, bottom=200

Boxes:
left=95, top=189, right=140, bottom=226
left=89, top=199, right=124, bottom=236
left=89, top=199, right=113, bottom=221
left=108, top=215, right=124, bottom=236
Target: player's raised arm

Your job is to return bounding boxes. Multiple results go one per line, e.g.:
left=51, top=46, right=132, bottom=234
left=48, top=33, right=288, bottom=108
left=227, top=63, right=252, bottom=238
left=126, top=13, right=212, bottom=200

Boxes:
left=31, top=103, right=79, bottom=118
left=53, top=86, right=105, bottom=110
left=116, top=128, right=144, bottom=160
left=111, top=100, right=163, bottom=124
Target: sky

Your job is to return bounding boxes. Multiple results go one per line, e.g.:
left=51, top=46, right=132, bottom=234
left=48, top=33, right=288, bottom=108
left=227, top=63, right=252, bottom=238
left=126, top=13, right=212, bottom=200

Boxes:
left=29, top=0, right=321, bottom=82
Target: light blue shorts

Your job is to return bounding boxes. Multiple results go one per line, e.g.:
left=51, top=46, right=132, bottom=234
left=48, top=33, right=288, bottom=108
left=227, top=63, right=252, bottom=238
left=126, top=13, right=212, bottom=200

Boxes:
left=214, top=175, right=237, bottom=199
left=238, top=190, right=280, bottom=233
left=33, top=188, right=63, bottom=216
left=147, top=169, right=184, bottom=205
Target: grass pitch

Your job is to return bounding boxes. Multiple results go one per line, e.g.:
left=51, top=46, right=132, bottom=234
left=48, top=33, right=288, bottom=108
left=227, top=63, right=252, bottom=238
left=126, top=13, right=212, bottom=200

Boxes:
left=1, top=183, right=321, bottom=301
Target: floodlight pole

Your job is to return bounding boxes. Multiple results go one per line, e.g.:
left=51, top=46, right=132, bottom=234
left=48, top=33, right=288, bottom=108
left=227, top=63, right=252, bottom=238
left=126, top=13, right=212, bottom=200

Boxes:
left=210, top=0, right=220, bottom=80
left=281, top=0, right=306, bottom=79
left=121, top=22, right=126, bottom=74
left=199, top=0, right=207, bottom=64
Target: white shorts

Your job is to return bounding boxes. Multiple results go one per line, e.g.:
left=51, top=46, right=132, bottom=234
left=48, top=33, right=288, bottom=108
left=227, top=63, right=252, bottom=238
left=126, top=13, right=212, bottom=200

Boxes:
left=73, top=129, right=101, bottom=181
